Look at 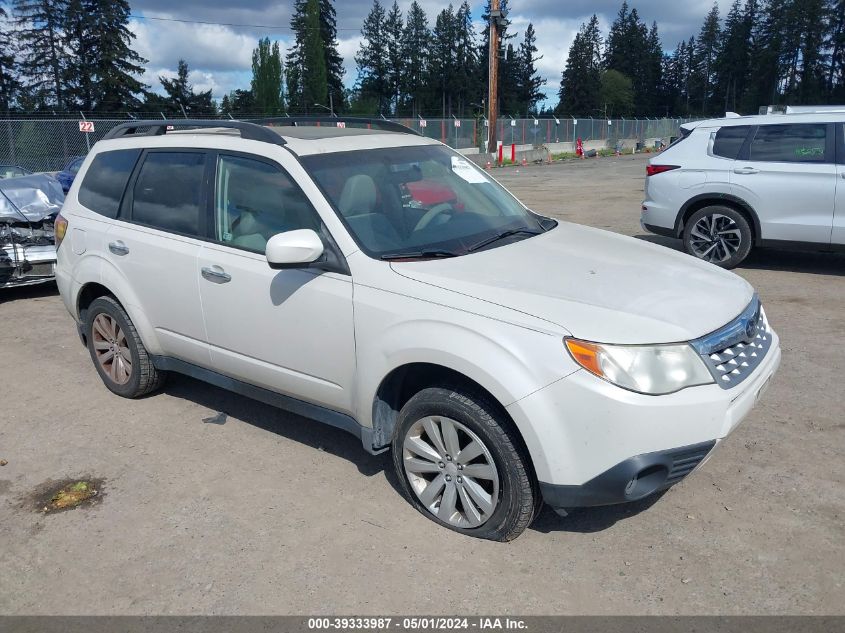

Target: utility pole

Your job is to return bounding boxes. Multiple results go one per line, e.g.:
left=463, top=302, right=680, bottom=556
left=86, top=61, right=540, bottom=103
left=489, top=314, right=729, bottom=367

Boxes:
left=487, top=0, right=500, bottom=154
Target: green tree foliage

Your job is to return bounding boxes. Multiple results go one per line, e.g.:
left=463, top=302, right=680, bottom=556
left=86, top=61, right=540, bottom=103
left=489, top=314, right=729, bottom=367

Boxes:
left=600, top=69, right=634, bottom=116
left=558, top=15, right=603, bottom=115
left=251, top=37, right=284, bottom=114
left=355, top=0, right=389, bottom=113
left=13, top=0, right=67, bottom=107
left=286, top=0, right=328, bottom=113
left=515, top=23, right=545, bottom=115
left=691, top=3, right=721, bottom=114
left=399, top=1, right=429, bottom=116
left=319, top=0, right=345, bottom=113
left=384, top=1, right=403, bottom=111
left=0, top=1, right=19, bottom=110
left=156, top=59, right=215, bottom=115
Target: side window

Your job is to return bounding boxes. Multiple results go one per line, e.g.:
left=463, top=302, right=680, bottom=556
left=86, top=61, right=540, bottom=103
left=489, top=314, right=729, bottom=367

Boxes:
left=748, top=124, right=828, bottom=163
left=712, top=126, right=750, bottom=159
left=214, top=154, right=322, bottom=252
left=78, top=149, right=141, bottom=219
left=131, top=152, right=206, bottom=236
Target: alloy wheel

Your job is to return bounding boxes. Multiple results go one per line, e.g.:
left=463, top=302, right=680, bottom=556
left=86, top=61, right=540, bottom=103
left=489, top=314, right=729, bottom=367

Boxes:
left=688, top=213, right=743, bottom=264
left=91, top=313, right=132, bottom=385
left=402, top=416, right=500, bottom=528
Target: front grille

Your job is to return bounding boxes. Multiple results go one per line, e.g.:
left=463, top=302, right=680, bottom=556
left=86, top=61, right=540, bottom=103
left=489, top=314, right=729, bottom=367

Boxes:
left=690, top=295, right=773, bottom=390
left=664, top=441, right=716, bottom=486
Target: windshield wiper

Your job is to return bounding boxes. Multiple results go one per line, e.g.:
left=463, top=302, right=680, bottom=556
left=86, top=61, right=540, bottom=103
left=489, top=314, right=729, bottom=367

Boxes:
left=380, top=249, right=460, bottom=260
left=467, top=228, right=542, bottom=253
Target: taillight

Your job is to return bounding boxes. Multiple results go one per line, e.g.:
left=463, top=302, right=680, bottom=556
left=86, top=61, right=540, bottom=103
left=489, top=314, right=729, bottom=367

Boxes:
left=646, top=164, right=680, bottom=177
left=54, top=213, right=68, bottom=249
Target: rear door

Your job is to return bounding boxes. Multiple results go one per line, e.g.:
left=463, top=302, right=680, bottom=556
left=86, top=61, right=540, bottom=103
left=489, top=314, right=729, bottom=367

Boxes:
left=731, top=122, right=836, bottom=244
left=105, top=149, right=211, bottom=366
left=834, top=122, right=845, bottom=245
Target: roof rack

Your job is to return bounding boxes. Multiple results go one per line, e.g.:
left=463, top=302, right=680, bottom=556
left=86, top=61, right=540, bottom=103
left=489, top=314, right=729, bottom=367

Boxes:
left=254, top=116, right=421, bottom=136
left=102, top=116, right=421, bottom=146
left=102, top=119, right=287, bottom=145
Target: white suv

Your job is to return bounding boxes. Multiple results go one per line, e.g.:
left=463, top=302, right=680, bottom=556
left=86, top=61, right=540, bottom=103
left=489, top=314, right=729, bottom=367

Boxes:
left=642, top=112, right=845, bottom=268
left=55, top=119, right=781, bottom=540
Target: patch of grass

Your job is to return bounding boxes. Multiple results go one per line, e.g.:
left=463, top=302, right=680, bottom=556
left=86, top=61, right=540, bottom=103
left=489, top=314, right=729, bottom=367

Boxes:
left=551, top=152, right=578, bottom=161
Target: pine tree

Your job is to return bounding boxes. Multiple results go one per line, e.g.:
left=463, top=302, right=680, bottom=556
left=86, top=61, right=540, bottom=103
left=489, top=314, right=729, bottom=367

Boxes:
left=516, top=23, right=545, bottom=115
left=604, top=3, right=652, bottom=114
left=399, top=1, right=429, bottom=116
left=0, top=1, right=19, bottom=110
left=91, top=0, right=146, bottom=111
left=159, top=59, right=215, bottom=115
left=692, top=3, right=721, bottom=114
left=792, top=0, right=828, bottom=103
left=251, top=37, right=284, bottom=114
left=826, top=0, right=845, bottom=97
left=715, top=0, right=754, bottom=112
left=558, top=15, right=602, bottom=116
left=319, top=0, right=345, bottom=113
left=384, top=1, right=403, bottom=113
left=427, top=5, right=456, bottom=117
left=453, top=1, right=479, bottom=116
left=13, top=0, right=68, bottom=108
left=286, top=0, right=328, bottom=113
left=355, top=0, right=389, bottom=113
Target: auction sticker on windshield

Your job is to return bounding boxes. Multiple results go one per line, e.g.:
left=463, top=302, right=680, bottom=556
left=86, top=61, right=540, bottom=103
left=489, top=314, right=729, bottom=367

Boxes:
left=451, top=156, right=486, bottom=184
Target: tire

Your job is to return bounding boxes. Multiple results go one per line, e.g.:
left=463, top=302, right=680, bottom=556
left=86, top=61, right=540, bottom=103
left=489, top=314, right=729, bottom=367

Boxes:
left=683, top=205, right=752, bottom=269
left=84, top=296, right=166, bottom=398
left=391, top=385, right=539, bottom=541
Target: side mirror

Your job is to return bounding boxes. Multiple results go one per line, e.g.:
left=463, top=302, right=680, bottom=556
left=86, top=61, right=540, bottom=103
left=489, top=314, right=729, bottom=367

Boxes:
left=265, top=229, right=324, bottom=269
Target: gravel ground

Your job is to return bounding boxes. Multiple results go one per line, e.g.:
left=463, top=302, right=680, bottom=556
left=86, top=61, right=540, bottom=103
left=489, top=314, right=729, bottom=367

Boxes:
left=1, top=153, right=842, bottom=615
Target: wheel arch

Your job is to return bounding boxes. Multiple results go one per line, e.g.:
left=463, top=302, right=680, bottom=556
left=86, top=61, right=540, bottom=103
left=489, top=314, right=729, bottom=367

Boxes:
left=371, top=363, right=534, bottom=466
left=676, top=194, right=761, bottom=245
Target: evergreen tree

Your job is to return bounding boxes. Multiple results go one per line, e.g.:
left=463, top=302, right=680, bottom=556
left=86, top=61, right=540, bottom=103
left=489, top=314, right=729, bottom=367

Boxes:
left=715, top=0, right=754, bottom=112
left=13, top=0, right=67, bottom=108
left=384, top=1, right=403, bottom=112
left=319, top=0, right=345, bottom=113
left=92, top=0, right=146, bottom=111
left=558, top=15, right=602, bottom=115
left=826, top=0, right=845, bottom=97
left=220, top=93, right=232, bottom=115
left=251, top=37, right=284, bottom=114
left=159, top=59, right=215, bottom=115
left=792, top=0, right=828, bottom=102
left=692, top=3, right=721, bottom=114
left=399, top=1, right=429, bottom=116
left=603, top=3, right=652, bottom=114
left=286, top=0, right=328, bottom=113
left=600, top=69, right=634, bottom=116
left=453, top=1, right=479, bottom=116
left=515, top=23, right=544, bottom=115
left=427, top=5, right=456, bottom=117
left=0, top=1, right=19, bottom=110
left=355, top=0, right=389, bottom=113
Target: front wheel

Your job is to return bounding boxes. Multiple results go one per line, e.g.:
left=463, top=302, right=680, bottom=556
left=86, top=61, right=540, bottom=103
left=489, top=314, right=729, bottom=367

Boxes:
left=391, top=386, right=539, bottom=541
left=683, top=206, right=752, bottom=269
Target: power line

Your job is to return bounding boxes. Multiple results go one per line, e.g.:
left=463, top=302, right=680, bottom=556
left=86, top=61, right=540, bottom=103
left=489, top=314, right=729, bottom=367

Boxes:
left=129, top=14, right=360, bottom=32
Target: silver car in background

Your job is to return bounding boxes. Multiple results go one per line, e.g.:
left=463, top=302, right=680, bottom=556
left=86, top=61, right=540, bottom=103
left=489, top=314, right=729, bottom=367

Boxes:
left=1, top=173, right=65, bottom=288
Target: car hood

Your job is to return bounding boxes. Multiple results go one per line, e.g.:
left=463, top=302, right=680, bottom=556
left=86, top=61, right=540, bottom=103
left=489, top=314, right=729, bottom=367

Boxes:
left=390, top=222, right=754, bottom=344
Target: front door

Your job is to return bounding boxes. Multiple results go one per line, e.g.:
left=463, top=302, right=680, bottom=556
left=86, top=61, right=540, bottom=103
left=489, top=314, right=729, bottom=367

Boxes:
left=833, top=122, right=845, bottom=245
left=197, top=152, right=356, bottom=415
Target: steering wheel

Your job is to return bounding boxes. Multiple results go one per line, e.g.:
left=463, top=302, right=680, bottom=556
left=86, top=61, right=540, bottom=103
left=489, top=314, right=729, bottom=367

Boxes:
left=413, top=203, right=454, bottom=232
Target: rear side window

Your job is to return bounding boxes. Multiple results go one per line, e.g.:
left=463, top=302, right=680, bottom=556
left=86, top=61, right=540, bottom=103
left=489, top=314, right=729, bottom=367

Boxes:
left=77, top=149, right=140, bottom=219
left=749, top=124, right=828, bottom=163
left=713, top=126, right=750, bottom=159
left=131, top=152, right=206, bottom=236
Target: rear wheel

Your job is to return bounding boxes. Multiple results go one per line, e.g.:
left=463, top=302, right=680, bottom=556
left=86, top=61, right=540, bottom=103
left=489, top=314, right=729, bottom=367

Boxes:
left=392, top=386, right=539, bottom=541
left=85, top=296, right=166, bottom=398
left=683, top=206, right=752, bottom=269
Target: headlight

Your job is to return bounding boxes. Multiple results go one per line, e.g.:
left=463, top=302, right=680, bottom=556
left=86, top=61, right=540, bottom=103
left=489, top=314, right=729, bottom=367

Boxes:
left=564, top=338, right=714, bottom=395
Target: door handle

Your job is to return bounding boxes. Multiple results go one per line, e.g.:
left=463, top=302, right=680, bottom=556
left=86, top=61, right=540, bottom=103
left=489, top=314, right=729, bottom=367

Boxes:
left=201, top=265, right=232, bottom=284
left=733, top=167, right=759, bottom=175
left=108, top=240, right=129, bottom=256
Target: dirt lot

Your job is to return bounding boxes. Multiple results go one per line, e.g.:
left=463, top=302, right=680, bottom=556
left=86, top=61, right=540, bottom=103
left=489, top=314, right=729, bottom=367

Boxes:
left=1, top=154, right=843, bottom=615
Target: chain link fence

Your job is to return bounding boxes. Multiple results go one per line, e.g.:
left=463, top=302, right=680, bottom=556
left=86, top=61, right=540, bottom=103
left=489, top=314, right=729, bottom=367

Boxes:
left=0, top=115, right=694, bottom=172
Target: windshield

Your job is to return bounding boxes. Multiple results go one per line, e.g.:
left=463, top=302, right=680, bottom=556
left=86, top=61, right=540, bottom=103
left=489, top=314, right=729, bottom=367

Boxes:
left=300, top=145, right=552, bottom=259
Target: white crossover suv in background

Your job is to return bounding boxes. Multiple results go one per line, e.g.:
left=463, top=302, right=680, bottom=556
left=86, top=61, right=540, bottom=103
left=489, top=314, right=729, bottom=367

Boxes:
left=642, top=110, right=845, bottom=268
left=55, top=118, right=781, bottom=540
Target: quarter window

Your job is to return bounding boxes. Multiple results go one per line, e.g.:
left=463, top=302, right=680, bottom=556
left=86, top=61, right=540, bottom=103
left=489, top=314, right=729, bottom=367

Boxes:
left=748, top=124, right=828, bottom=163
left=78, top=149, right=141, bottom=219
left=712, top=126, right=750, bottom=159
left=214, top=154, right=322, bottom=252
left=131, top=152, right=206, bottom=236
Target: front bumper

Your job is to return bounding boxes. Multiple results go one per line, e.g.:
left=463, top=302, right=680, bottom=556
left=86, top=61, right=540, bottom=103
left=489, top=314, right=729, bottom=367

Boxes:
left=506, top=330, right=781, bottom=506
left=1, top=243, right=57, bottom=288
left=540, top=440, right=716, bottom=509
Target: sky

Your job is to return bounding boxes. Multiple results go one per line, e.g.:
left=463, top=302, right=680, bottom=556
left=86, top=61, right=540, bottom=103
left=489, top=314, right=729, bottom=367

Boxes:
left=128, top=0, right=735, bottom=110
